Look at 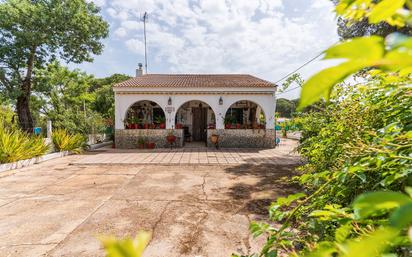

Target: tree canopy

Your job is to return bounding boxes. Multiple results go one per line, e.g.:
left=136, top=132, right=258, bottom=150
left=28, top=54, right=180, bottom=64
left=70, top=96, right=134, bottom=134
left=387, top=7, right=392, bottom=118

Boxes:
left=0, top=0, right=109, bottom=131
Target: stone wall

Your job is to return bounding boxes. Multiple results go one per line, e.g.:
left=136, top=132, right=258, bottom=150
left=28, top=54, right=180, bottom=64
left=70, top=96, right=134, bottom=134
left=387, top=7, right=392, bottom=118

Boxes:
left=207, top=129, right=276, bottom=148
left=115, top=129, right=184, bottom=149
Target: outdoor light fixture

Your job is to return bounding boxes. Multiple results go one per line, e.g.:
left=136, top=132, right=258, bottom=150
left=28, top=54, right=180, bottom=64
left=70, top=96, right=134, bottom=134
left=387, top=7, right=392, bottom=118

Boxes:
left=219, top=96, right=223, bottom=105
left=168, top=97, right=172, bottom=105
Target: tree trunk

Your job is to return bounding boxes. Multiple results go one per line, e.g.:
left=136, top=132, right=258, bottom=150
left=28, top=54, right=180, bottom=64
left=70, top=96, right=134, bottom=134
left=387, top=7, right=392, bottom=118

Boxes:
left=16, top=93, right=34, bottom=132
left=17, top=46, right=36, bottom=132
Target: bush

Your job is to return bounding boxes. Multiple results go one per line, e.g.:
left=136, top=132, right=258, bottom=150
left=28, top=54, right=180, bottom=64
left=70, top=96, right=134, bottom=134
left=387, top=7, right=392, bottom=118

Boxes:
left=0, top=125, right=49, bottom=163
left=52, top=129, right=86, bottom=153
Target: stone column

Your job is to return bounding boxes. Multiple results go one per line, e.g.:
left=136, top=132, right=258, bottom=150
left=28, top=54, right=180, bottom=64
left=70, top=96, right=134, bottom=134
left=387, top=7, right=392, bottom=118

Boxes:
left=47, top=120, right=52, bottom=138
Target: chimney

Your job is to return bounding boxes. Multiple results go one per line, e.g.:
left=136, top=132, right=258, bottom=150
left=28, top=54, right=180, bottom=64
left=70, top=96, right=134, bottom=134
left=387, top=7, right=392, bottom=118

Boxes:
left=136, top=63, right=143, bottom=77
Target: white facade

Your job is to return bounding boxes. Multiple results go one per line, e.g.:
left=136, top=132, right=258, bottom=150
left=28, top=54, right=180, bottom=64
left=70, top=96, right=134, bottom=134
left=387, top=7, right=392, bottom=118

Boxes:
left=114, top=86, right=277, bottom=130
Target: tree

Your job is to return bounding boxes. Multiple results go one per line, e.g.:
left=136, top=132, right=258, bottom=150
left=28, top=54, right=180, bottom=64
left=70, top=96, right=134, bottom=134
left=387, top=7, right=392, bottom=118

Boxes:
left=91, top=74, right=131, bottom=120
left=275, top=98, right=296, bottom=118
left=331, top=0, right=412, bottom=39
left=0, top=0, right=109, bottom=131
left=33, top=61, right=104, bottom=134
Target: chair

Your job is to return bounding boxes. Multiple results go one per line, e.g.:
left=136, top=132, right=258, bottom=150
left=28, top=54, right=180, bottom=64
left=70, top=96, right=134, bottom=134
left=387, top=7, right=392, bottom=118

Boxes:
left=183, top=126, right=192, bottom=142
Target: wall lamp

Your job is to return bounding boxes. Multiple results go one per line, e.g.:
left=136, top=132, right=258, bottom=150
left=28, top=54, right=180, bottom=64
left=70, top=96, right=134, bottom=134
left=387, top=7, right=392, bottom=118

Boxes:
left=168, top=97, right=172, bottom=105
left=219, top=96, right=223, bottom=105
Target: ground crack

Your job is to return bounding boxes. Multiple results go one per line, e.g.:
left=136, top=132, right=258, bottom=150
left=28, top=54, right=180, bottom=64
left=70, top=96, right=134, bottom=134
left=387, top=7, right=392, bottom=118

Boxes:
left=201, top=172, right=209, bottom=201
left=243, top=214, right=252, bottom=255
left=179, top=210, right=209, bottom=255
left=149, top=201, right=172, bottom=246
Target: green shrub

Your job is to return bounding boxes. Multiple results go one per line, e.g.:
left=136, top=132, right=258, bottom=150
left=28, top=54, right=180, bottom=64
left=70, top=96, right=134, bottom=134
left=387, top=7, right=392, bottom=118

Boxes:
left=0, top=126, right=49, bottom=163
left=52, top=129, right=86, bottom=153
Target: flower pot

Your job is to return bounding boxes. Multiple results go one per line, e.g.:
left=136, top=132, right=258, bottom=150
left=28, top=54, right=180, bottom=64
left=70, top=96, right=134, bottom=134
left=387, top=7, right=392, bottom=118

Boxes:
left=159, top=123, right=166, bottom=129
left=146, top=142, right=155, bottom=149
left=236, top=124, right=241, bottom=129
left=144, top=123, right=149, bottom=129
left=167, top=135, right=176, bottom=143
left=225, top=123, right=232, bottom=129
left=138, top=143, right=145, bottom=149
left=131, top=124, right=138, bottom=129
left=210, top=134, right=219, bottom=144
left=176, top=123, right=183, bottom=129
left=126, top=124, right=131, bottom=129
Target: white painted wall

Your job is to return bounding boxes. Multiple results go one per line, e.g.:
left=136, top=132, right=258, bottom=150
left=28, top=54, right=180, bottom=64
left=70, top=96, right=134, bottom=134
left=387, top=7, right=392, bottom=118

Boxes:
left=114, top=87, right=277, bottom=130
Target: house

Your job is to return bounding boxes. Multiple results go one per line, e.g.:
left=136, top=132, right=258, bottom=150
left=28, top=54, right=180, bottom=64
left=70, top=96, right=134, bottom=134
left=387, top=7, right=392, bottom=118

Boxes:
left=113, top=64, right=277, bottom=148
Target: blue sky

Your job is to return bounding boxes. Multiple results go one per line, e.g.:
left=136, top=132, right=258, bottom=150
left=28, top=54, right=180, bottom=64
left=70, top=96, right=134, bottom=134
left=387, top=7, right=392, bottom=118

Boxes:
left=73, top=0, right=339, bottom=99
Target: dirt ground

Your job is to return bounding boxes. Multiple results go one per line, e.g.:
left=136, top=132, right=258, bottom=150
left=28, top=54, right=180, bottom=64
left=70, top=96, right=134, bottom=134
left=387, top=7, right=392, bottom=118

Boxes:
left=0, top=143, right=301, bottom=257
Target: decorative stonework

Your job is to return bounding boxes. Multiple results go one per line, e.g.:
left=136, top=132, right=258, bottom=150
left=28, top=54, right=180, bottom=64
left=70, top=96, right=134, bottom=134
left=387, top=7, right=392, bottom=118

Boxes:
left=115, top=129, right=184, bottom=149
left=207, top=129, right=276, bottom=148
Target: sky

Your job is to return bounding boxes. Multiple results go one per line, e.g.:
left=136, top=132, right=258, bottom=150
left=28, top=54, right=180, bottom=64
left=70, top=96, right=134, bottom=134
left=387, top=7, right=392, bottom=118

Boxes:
left=72, top=0, right=340, bottom=99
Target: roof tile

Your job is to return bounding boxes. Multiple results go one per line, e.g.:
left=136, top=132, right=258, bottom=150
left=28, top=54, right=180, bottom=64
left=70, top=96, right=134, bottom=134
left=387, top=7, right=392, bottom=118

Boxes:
left=113, top=74, right=275, bottom=88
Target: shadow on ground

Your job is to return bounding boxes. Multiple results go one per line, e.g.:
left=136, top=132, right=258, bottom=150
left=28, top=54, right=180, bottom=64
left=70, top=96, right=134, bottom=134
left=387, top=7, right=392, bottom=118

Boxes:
left=224, top=156, right=302, bottom=216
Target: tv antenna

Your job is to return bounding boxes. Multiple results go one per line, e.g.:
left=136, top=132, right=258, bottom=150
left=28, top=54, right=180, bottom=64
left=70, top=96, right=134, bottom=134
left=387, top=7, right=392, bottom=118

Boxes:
left=141, top=12, right=148, bottom=74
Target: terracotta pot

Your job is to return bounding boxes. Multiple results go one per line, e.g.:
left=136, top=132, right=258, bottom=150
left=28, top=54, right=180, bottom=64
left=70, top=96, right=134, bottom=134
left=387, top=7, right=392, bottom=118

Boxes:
left=176, top=123, right=183, bottom=129
left=210, top=134, right=219, bottom=144
left=160, top=123, right=166, bottom=129
left=130, top=124, right=137, bottom=129
left=138, top=143, right=145, bottom=149
left=167, top=135, right=176, bottom=143
left=126, top=124, right=131, bottom=129
left=236, top=124, right=241, bottom=129
left=144, top=123, right=149, bottom=129
left=146, top=142, right=155, bottom=149
left=225, top=123, right=232, bottom=129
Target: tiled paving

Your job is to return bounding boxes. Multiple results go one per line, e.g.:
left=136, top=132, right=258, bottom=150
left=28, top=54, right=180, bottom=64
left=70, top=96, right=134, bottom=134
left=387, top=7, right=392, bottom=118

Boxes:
left=73, top=139, right=298, bottom=165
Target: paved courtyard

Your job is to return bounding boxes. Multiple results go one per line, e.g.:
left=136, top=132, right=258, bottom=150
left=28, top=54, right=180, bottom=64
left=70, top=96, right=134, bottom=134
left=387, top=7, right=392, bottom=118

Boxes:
left=0, top=139, right=300, bottom=257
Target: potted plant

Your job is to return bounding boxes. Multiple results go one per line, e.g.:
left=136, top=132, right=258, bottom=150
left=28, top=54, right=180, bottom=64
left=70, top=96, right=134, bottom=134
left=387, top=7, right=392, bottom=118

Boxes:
left=175, top=123, right=183, bottom=129
left=146, top=141, right=155, bottom=149
left=166, top=130, right=176, bottom=144
left=137, top=137, right=145, bottom=149
left=129, top=117, right=140, bottom=129
left=224, top=116, right=233, bottom=129
left=210, top=134, right=219, bottom=149
left=155, top=116, right=166, bottom=129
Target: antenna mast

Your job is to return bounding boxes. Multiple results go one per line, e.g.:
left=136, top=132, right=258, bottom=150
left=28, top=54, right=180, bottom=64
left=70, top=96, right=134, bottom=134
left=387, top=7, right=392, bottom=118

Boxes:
left=141, top=12, right=148, bottom=74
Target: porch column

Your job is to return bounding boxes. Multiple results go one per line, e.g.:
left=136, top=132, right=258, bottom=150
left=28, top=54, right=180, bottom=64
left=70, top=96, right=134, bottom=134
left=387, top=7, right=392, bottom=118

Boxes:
left=166, top=110, right=175, bottom=129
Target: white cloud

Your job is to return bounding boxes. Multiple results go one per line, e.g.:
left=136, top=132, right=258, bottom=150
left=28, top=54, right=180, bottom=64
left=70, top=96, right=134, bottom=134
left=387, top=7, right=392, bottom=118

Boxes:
left=83, top=0, right=339, bottom=98
left=90, top=0, right=106, bottom=7
left=125, top=39, right=145, bottom=54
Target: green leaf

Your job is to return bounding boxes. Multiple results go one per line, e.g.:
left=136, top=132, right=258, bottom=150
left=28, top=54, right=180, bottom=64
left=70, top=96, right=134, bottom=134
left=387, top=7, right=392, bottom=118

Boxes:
left=324, top=36, right=384, bottom=60
left=389, top=202, right=412, bottom=229
left=335, top=223, right=353, bottom=243
left=353, top=191, right=412, bottom=219
left=369, top=0, right=405, bottom=24
left=100, top=231, right=151, bottom=257
left=298, top=60, right=371, bottom=109
left=340, top=227, right=399, bottom=257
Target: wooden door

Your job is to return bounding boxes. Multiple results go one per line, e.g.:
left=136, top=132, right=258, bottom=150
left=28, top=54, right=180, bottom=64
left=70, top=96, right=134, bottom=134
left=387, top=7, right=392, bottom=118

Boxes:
left=192, top=107, right=207, bottom=141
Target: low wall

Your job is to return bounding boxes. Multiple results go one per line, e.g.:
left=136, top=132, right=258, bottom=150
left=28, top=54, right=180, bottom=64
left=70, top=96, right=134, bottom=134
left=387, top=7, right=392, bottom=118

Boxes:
left=115, top=129, right=184, bottom=149
left=207, top=129, right=276, bottom=148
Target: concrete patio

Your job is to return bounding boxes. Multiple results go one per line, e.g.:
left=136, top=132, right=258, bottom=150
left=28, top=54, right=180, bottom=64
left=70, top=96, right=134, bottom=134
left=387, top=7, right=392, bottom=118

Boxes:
left=0, top=139, right=300, bottom=257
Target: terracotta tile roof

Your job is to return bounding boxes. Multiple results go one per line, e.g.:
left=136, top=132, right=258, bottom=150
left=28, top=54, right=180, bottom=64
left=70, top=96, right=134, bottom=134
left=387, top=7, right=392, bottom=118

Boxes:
left=113, top=74, right=276, bottom=88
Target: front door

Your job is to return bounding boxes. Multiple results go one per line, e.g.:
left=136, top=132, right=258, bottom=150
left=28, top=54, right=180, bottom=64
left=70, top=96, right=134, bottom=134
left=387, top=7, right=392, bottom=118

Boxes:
left=192, top=107, right=207, bottom=141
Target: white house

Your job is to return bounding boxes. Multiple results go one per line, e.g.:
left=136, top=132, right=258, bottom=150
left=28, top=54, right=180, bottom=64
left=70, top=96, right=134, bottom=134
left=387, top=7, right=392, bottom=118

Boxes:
left=113, top=65, right=277, bottom=148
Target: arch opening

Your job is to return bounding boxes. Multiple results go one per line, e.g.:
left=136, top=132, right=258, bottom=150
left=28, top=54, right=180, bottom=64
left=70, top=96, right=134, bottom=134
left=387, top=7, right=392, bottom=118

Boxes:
left=175, top=100, right=216, bottom=142
left=224, top=100, right=266, bottom=129
left=124, top=100, right=166, bottom=129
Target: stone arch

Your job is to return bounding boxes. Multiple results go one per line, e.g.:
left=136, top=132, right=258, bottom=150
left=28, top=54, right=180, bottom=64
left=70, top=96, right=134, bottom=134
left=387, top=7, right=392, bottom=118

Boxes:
left=123, top=100, right=166, bottom=129
left=174, top=99, right=217, bottom=142
left=223, top=99, right=267, bottom=129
